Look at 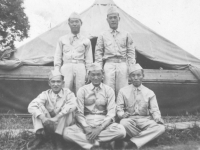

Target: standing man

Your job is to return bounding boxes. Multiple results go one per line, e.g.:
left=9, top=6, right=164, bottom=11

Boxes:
left=63, top=63, right=126, bottom=150
left=117, top=64, right=165, bottom=149
left=54, top=12, right=93, bottom=94
left=27, top=70, right=77, bottom=150
left=95, top=6, right=135, bottom=95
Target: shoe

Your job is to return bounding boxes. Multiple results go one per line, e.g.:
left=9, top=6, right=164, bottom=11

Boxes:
left=26, top=135, right=45, bottom=150
left=54, top=134, right=65, bottom=150
left=122, top=141, right=137, bottom=149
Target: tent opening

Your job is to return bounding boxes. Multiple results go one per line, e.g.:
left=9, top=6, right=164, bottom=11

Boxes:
left=90, top=37, right=173, bottom=69
left=90, top=37, right=98, bottom=62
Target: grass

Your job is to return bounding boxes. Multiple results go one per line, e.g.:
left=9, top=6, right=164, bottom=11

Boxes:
left=1, top=114, right=200, bottom=150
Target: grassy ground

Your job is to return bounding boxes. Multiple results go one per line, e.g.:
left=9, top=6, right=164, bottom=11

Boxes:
left=1, top=114, right=200, bottom=150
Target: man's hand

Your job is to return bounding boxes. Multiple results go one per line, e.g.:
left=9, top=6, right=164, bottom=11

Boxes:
left=154, top=117, right=164, bottom=124
left=49, top=110, right=56, bottom=117
left=83, top=126, right=92, bottom=134
left=122, top=112, right=130, bottom=118
left=38, top=114, right=48, bottom=123
left=87, top=126, right=102, bottom=143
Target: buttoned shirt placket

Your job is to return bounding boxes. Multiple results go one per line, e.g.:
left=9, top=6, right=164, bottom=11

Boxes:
left=70, top=35, right=78, bottom=60
left=111, top=30, right=120, bottom=56
left=92, top=86, right=100, bottom=114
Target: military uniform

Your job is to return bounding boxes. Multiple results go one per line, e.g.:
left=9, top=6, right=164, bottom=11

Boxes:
left=28, top=88, right=77, bottom=135
left=117, top=64, right=165, bottom=149
left=95, top=7, right=135, bottom=95
left=54, top=13, right=93, bottom=94
left=63, top=83, right=126, bottom=150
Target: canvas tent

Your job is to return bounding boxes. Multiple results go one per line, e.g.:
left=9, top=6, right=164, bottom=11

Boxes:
left=13, top=0, right=200, bottom=76
left=0, top=0, right=200, bottom=115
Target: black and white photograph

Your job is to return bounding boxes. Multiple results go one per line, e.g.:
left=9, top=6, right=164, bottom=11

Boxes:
left=1, top=0, right=200, bottom=150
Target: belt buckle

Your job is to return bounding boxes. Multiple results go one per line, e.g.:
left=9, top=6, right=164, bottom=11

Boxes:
left=71, top=60, right=77, bottom=63
left=119, top=59, right=122, bottom=63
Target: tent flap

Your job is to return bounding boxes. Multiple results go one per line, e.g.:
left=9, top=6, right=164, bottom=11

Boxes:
left=13, top=0, right=200, bottom=70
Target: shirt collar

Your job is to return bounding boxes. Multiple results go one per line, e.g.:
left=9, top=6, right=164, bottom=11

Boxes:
left=70, top=33, right=80, bottom=39
left=109, top=28, right=121, bottom=33
left=89, top=83, right=103, bottom=90
left=132, top=84, right=143, bottom=91
left=51, top=88, right=64, bottom=98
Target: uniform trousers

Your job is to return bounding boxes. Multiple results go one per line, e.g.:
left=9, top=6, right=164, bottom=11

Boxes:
left=61, top=63, right=86, bottom=95
left=120, top=116, right=165, bottom=148
left=32, top=106, right=75, bottom=135
left=63, top=123, right=126, bottom=150
left=103, top=62, right=128, bottom=96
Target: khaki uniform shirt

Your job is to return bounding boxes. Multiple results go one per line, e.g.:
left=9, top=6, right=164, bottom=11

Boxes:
left=54, top=33, right=93, bottom=70
left=76, top=83, right=116, bottom=127
left=117, top=84, right=161, bottom=119
left=95, top=29, right=135, bottom=67
left=28, top=88, right=77, bottom=118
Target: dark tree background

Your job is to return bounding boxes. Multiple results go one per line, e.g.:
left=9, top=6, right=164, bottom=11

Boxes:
left=0, top=0, right=30, bottom=49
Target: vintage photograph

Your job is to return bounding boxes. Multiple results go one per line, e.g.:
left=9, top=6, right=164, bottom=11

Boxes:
left=1, top=0, right=200, bottom=149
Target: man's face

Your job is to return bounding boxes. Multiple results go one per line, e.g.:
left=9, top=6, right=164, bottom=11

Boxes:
left=48, top=76, right=64, bottom=94
left=68, top=18, right=82, bottom=34
left=129, top=70, right=144, bottom=87
left=107, top=13, right=120, bottom=30
left=89, top=70, right=103, bottom=87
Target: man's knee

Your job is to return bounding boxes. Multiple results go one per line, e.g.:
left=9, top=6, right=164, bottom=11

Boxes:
left=63, top=127, right=71, bottom=140
left=117, top=124, right=126, bottom=138
left=120, top=118, right=131, bottom=127
left=158, top=124, right=165, bottom=134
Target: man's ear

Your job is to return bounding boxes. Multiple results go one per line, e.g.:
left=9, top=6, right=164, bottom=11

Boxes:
left=48, top=80, right=51, bottom=87
left=118, top=16, right=120, bottom=21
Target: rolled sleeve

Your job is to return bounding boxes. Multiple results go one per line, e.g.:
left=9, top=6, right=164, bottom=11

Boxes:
left=28, top=92, right=47, bottom=118
left=60, top=90, right=77, bottom=116
left=149, top=94, right=161, bottom=120
left=54, top=38, right=63, bottom=71
left=76, top=88, right=89, bottom=127
left=95, top=35, right=104, bottom=67
left=126, top=33, right=136, bottom=66
left=116, top=90, right=125, bottom=118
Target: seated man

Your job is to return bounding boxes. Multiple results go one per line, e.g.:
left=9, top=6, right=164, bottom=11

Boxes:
left=63, top=63, right=126, bottom=150
left=27, top=70, right=77, bottom=150
left=117, top=64, right=165, bottom=149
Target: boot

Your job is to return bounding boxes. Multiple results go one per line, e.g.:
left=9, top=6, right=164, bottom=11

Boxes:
left=26, top=134, right=45, bottom=150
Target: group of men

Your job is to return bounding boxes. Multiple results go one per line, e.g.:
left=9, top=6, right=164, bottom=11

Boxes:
left=27, top=6, right=165, bottom=150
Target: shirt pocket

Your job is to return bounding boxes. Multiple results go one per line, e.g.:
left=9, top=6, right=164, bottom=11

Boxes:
left=105, top=40, right=112, bottom=47
left=75, top=43, right=85, bottom=53
left=138, top=101, right=149, bottom=116
left=120, top=38, right=126, bottom=48
left=85, top=97, right=95, bottom=106
left=62, top=44, right=71, bottom=53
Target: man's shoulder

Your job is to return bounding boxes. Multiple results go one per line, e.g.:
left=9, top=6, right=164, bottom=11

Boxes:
left=78, top=84, right=91, bottom=92
left=63, top=88, right=73, bottom=93
left=102, top=83, right=114, bottom=92
left=119, top=84, right=132, bottom=93
left=100, top=30, right=111, bottom=36
left=59, top=34, right=70, bottom=40
left=141, top=85, right=155, bottom=95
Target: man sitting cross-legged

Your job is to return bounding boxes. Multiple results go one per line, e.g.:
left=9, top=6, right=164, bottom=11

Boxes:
left=117, top=63, right=165, bottom=149
left=63, top=63, right=126, bottom=150
left=27, top=70, right=77, bottom=150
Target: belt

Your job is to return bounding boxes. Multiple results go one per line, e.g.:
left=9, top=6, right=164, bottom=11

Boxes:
left=106, top=58, right=126, bottom=63
left=64, top=59, right=85, bottom=64
left=84, top=112, right=106, bottom=116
